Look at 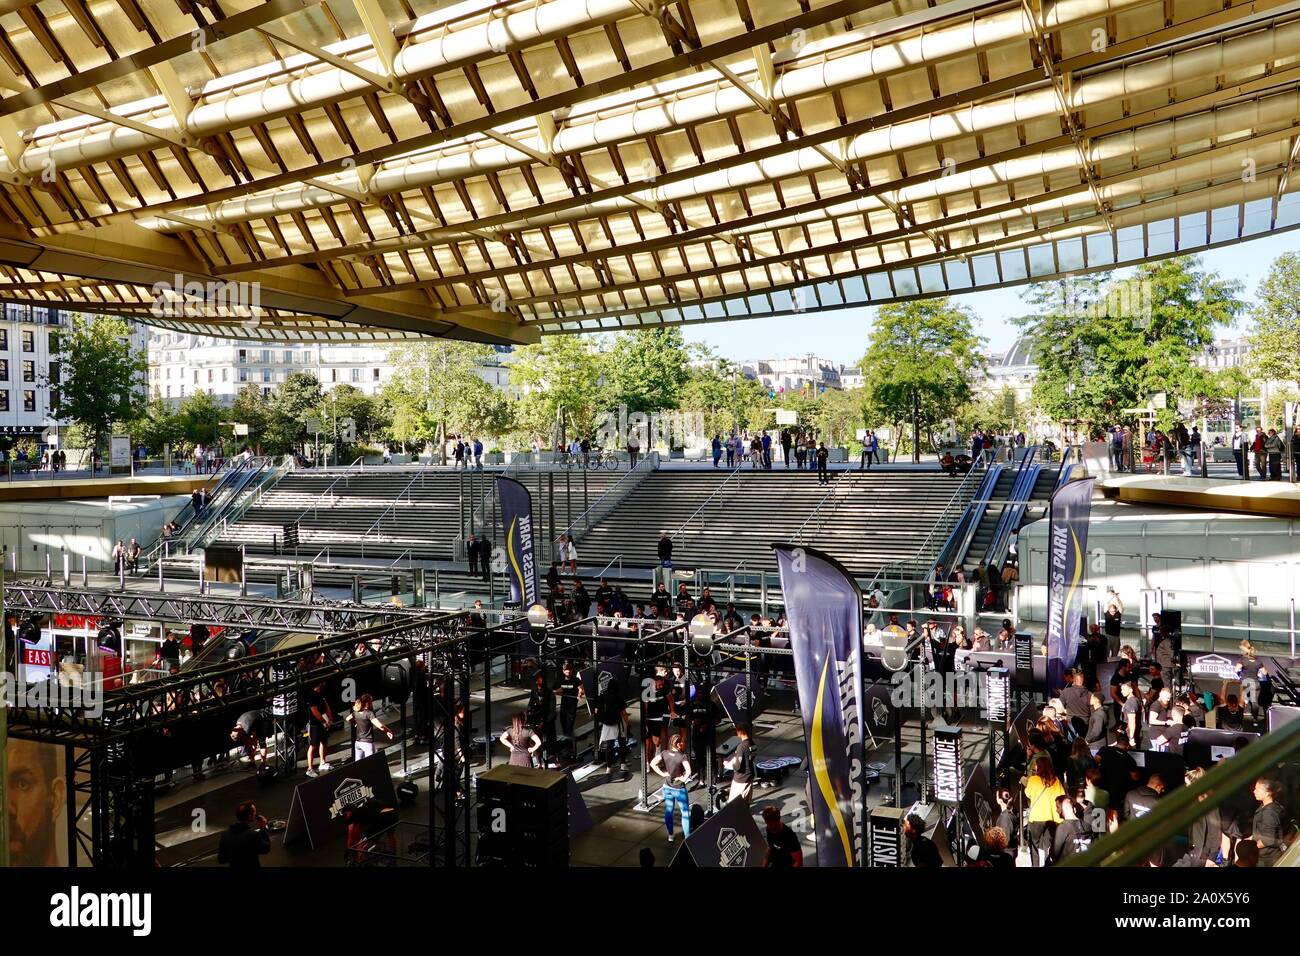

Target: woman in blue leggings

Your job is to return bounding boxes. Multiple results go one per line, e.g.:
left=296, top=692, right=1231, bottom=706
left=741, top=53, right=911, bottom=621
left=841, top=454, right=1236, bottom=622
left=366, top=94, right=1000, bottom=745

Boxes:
left=651, top=733, right=694, bottom=843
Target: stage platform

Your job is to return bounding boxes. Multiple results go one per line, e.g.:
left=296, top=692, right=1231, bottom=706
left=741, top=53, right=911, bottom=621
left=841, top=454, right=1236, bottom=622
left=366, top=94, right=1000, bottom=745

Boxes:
left=0, top=472, right=210, bottom=502
left=1100, top=474, right=1300, bottom=519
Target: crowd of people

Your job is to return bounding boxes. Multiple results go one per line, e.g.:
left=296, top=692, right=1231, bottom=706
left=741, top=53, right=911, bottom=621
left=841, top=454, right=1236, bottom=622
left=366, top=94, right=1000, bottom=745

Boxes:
left=1105, top=420, right=1300, bottom=481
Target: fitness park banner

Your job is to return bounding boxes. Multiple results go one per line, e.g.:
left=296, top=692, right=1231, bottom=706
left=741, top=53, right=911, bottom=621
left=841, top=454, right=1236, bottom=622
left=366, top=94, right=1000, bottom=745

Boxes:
left=497, top=476, right=538, bottom=608
left=1044, top=477, right=1095, bottom=693
left=773, top=543, right=866, bottom=868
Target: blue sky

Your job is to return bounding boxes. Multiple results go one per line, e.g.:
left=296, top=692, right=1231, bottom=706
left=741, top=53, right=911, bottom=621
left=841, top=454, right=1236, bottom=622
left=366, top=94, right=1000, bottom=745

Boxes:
left=684, top=230, right=1300, bottom=365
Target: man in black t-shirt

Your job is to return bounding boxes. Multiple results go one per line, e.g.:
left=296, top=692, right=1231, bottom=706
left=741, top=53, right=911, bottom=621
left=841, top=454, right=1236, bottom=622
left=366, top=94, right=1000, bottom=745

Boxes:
left=648, top=583, right=671, bottom=617
left=724, top=725, right=755, bottom=805
left=1124, top=773, right=1166, bottom=821
left=1097, top=729, right=1138, bottom=809
left=155, top=634, right=181, bottom=669
left=555, top=661, right=583, bottom=749
left=762, top=805, right=803, bottom=867
left=305, top=682, right=333, bottom=777
left=573, top=580, right=591, bottom=618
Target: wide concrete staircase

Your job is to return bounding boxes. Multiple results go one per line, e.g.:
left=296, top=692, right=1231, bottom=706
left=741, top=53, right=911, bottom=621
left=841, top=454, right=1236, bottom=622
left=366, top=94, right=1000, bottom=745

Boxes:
left=208, top=466, right=626, bottom=562
left=572, top=467, right=977, bottom=578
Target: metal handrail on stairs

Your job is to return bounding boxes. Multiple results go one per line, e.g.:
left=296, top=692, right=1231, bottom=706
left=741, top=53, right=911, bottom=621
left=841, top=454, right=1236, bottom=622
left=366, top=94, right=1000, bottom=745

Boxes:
left=866, top=462, right=986, bottom=591
left=670, top=461, right=746, bottom=544
left=556, top=450, right=659, bottom=545
left=793, top=468, right=861, bottom=545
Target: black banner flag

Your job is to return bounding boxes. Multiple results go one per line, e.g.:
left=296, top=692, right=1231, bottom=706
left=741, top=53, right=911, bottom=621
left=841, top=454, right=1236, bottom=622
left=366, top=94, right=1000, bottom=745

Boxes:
left=772, top=543, right=865, bottom=867
left=497, top=476, right=538, bottom=608
left=1045, top=477, right=1095, bottom=692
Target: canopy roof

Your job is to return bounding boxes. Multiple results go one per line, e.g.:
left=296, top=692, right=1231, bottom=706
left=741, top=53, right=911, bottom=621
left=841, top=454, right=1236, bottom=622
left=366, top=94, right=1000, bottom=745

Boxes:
left=0, top=0, right=1297, bottom=343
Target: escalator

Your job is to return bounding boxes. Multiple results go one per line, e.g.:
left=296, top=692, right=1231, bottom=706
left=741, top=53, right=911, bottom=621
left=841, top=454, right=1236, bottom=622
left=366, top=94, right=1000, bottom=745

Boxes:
left=953, top=467, right=1018, bottom=569
left=145, top=455, right=280, bottom=569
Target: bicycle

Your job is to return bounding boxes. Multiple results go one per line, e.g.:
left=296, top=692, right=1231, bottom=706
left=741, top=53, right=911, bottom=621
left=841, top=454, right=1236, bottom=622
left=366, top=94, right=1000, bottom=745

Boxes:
left=564, top=450, right=620, bottom=471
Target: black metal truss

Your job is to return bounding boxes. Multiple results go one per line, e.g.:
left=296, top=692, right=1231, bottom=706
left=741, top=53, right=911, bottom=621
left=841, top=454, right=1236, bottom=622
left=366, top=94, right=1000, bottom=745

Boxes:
left=5, top=610, right=522, bottom=747
left=1, top=583, right=468, bottom=634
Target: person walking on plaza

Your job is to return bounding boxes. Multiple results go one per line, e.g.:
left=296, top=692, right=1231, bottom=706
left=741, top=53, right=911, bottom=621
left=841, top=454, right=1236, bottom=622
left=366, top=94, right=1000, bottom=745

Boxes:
left=466, top=532, right=479, bottom=575
left=780, top=427, right=792, bottom=468
left=127, top=538, right=141, bottom=574
left=1252, top=425, right=1267, bottom=479
left=724, top=432, right=735, bottom=467
left=1265, top=428, right=1284, bottom=481
left=795, top=433, right=807, bottom=470
left=651, top=733, right=694, bottom=844
left=479, top=533, right=493, bottom=580
left=473, top=436, right=484, bottom=469
left=761, top=430, right=772, bottom=469
left=1232, top=423, right=1246, bottom=478
left=816, top=441, right=830, bottom=484
left=711, top=434, right=722, bottom=467
left=111, top=539, right=125, bottom=575
left=627, top=431, right=641, bottom=469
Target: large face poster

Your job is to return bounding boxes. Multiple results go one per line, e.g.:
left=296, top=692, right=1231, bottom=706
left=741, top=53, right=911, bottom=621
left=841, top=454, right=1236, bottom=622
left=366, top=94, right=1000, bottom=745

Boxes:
left=4, top=738, right=88, bottom=867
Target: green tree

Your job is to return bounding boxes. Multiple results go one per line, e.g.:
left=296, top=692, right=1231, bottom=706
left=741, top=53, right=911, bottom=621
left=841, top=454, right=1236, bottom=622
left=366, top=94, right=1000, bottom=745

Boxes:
left=383, top=341, right=506, bottom=462
left=1247, top=251, right=1300, bottom=392
left=177, top=390, right=226, bottom=447
left=126, top=399, right=184, bottom=456
left=266, top=371, right=323, bottom=455
left=47, top=316, right=146, bottom=455
left=230, top=383, right=271, bottom=451
left=509, top=334, right=607, bottom=446
left=677, top=354, right=769, bottom=437
left=860, top=298, right=985, bottom=461
left=1019, top=258, right=1243, bottom=435
left=604, top=328, right=691, bottom=413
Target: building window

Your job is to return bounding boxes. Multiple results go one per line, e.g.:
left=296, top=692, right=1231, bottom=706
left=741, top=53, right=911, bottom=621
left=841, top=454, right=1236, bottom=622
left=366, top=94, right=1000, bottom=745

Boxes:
left=238, top=349, right=247, bottom=364
left=222, top=368, right=228, bottom=382
left=21, top=329, right=33, bottom=352
left=0, top=359, right=6, bottom=381
left=284, top=350, right=292, bottom=364
left=331, top=368, right=337, bottom=382
left=166, top=385, right=172, bottom=398
left=193, top=369, right=199, bottom=384
left=180, top=385, right=186, bottom=398
left=372, top=368, right=380, bottom=381
left=351, top=368, right=360, bottom=383
left=260, top=349, right=270, bottom=364
left=48, top=332, right=59, bottom=354
left=48, top=361, right=59, bottom=384
left=0, top=329, right=7, bottom=350
left=0, top=391, right=7, bottom=412
left=262, top=368, right=271, bottom=383
left=207, top=369, right=213, bottom=383
left=238, top=368, right=248, bottom=383
left=21, top=360, right=34, bottom=382
left=22, top=390, right=35, bottom=412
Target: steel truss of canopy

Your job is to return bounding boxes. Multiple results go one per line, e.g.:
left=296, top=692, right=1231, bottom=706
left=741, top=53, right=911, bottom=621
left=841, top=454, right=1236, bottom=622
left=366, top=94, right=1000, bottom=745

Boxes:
left=0, top=0, right=1297, bottom=343
left=1, top=582, right=506, bottom=634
